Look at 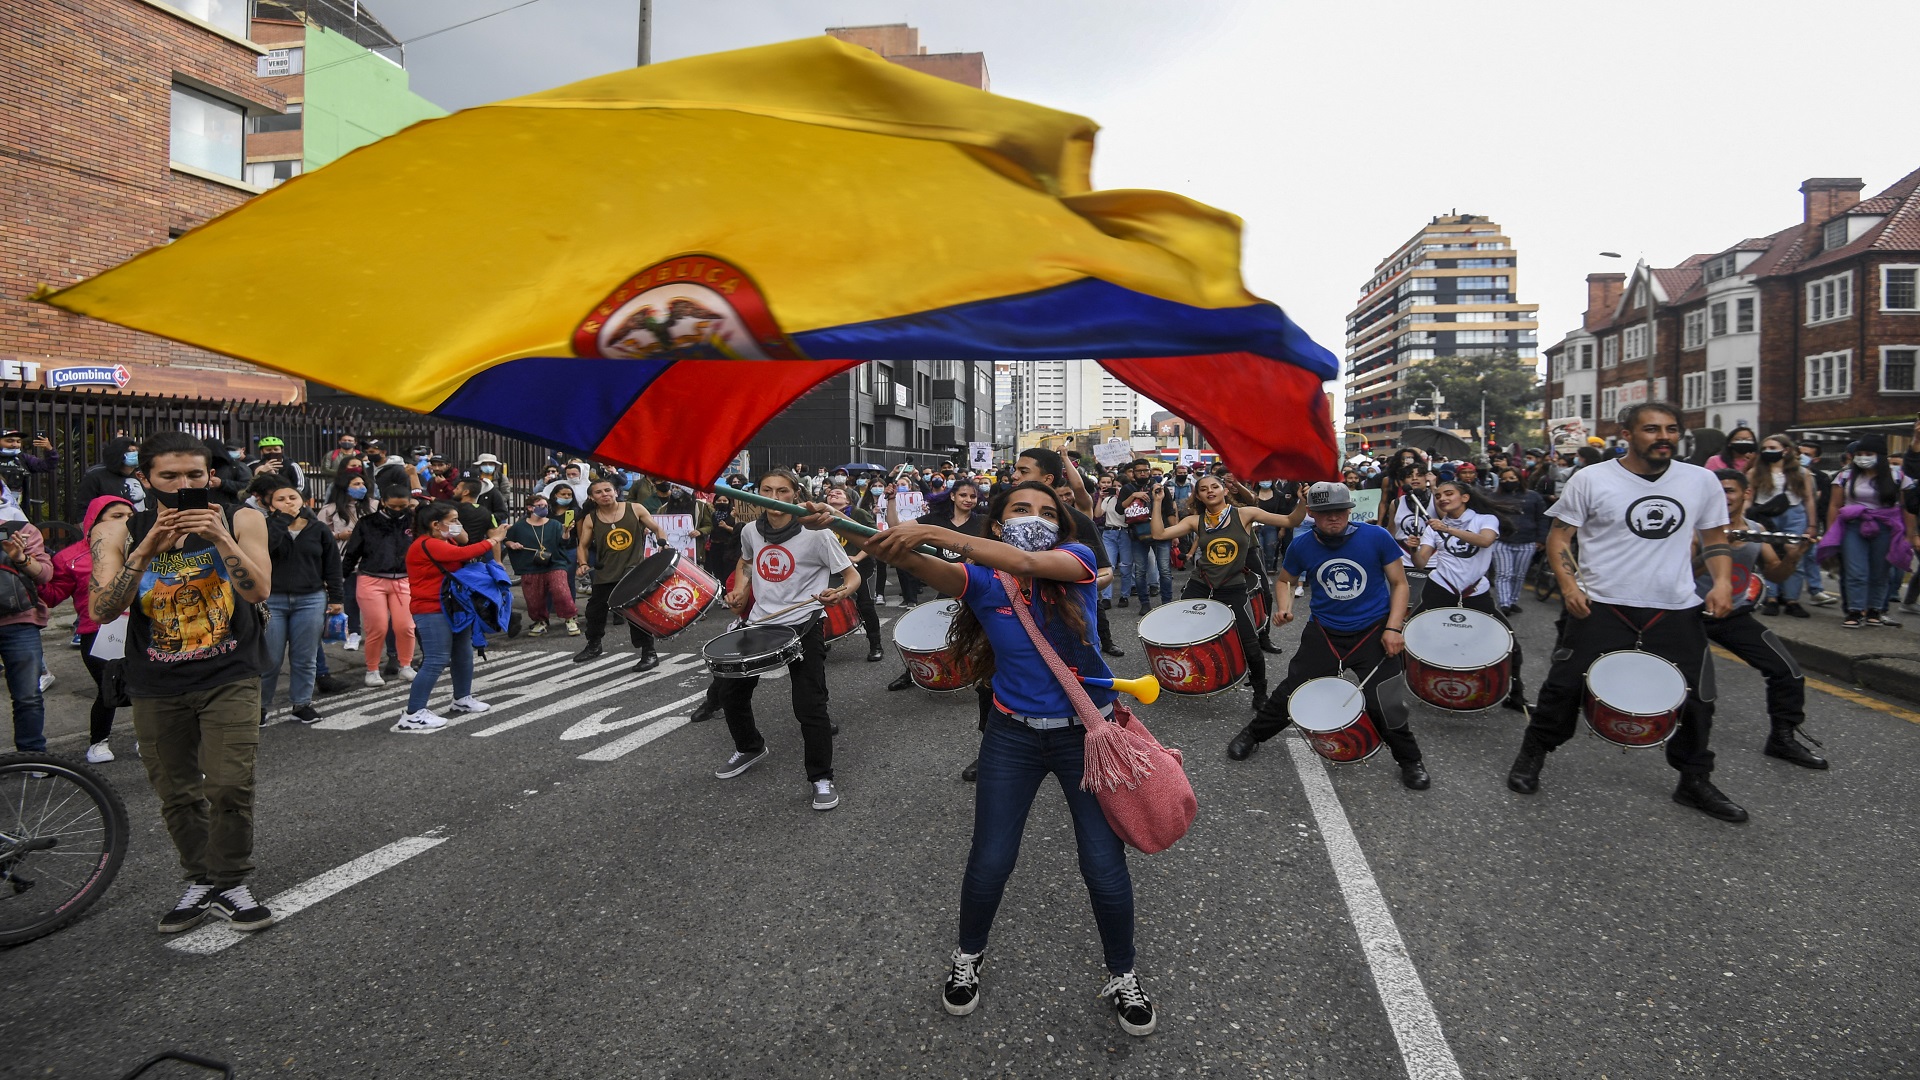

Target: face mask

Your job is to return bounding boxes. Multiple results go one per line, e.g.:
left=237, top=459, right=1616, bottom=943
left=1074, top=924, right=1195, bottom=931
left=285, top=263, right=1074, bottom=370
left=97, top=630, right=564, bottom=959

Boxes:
left=123, top=451, right=140, bottom=467
left=0, top=448, right=17, bottom=457
left=1759, top=449, right=1785, bottom=463
left=998, top=514, right=1059, bottom=552
left=856, top=479, right=868, bottom=489
left=1854, top=455, right=1878, bottom=470
left=555, top=496, right=573, bottom=506
left=528, top=506, right=547, bottom=519
left=1800, top=454, right=1814, bottom=467
left=339, top=441, right=355, bottom=450
left=384, top=506, right=409, bottom=519
left=347, top=485, right=367, bottom=499
left=1728, top=442, right=1756, bottom=453
left=444, top=524, right=466, bottom=541
left=1259, top=481, right=1273, bottom=489
left=481, top=465, right=495, bottom=475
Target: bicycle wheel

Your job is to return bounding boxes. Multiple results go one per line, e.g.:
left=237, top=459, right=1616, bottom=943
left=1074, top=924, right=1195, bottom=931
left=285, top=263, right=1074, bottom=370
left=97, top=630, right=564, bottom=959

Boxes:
left=0, top=752, right=131, bottom=946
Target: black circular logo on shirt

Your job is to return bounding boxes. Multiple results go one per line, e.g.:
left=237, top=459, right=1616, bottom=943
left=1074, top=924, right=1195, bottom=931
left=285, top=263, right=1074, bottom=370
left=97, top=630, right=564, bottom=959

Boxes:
left=1441, top=532, right=1478, bottom=557
left=1626, top=495, right=1687, bottom=539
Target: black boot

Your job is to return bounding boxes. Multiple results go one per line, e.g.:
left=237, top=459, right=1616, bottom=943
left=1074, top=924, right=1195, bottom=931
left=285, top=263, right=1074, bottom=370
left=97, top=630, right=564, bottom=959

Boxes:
left=1102, top=641, right=1126, bottom=658
left=1249, top=684, right=1267, bottom=714
left=866, top=642, right=885, bottom=662
left=689, top=699, right=719, bottom=723
left=573, top=641, right=604, bottom=664
left=1227, top=725, right=1259, bottom=761
left=1257, top=632, right=1285, bottom=656
left=1672, top=772, right=1748, bottom=822
left=1507, top=748, right=1543, bottom=794
left=1399, top=760, right=1430, bottom=790
left=961, top=757, right=979, bottom=782
left=887, top=670, right=914, bottom=691
left=1764, top=727, right=1828, bottom=770
left=632, top=652, right=660, bottom=673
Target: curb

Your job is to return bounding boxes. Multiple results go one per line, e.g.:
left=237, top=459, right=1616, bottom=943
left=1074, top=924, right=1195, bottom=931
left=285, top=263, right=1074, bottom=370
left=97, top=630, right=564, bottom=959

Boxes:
left=1776, top=636, right=1920, bottom=705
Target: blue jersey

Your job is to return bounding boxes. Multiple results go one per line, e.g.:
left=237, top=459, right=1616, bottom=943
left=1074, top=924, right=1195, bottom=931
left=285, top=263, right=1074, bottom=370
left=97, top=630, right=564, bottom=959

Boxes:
left=1283, top=522, right=1404, bottom=632
left=962, top=542, right=1116, bottom=718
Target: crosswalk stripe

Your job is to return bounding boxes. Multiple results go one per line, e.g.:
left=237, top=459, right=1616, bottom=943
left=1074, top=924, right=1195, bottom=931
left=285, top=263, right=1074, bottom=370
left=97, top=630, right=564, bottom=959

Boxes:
left=466, top=654, right=704, bottom=737
left=286, top=649, right=558, bottom=719
left=574, top=692, right=710, bottom=761
left=311, top=651, right=633, bottom=731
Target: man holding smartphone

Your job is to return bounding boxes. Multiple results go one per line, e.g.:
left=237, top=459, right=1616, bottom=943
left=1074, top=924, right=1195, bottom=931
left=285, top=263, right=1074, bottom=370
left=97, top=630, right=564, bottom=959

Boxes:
left=90, top=432, right=276, bottom=934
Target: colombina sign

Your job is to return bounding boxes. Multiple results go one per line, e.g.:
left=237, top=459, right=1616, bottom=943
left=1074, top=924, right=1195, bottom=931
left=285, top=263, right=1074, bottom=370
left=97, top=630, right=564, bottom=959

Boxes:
left=44, top=364, right=131, bottom=390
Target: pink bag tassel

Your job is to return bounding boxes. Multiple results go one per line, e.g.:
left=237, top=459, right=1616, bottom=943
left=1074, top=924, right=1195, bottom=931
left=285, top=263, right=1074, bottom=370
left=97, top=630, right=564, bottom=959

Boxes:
left=1079, top=719, right=1157, bottom=793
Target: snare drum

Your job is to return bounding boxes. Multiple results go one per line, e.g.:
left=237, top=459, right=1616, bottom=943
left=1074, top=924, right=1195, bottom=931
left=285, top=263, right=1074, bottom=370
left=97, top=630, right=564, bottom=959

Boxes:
left=893, top=599, right=973, bottom=693
left=1243, top=570, right=1270, bottom=630
left=609, top=550, right=722, bottom=641
left=702, top=624, right=803, bottom=678
left=1402, top=607, right=1514, bottom=712
left=1290, top=676, right=1382, bottom=763
left=1139, top=600, right=1246, bottom=696
left=1583, top=651, right=1687, bottom=748
left=821, top=594, right=862, bottom=643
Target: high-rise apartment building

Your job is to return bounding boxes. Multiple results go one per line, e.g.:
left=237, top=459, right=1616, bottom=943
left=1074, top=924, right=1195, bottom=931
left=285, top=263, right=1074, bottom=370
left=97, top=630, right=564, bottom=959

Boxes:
left=1343, top=213, right=1540, bottom=449
left=1009, top=361, right=1139, bottom=433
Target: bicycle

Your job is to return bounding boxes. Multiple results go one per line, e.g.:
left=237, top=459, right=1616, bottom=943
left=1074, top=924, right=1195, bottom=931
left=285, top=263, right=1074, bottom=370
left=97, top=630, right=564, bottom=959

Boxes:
left=1526, top=548, right=1561, bottom=602
left=0, top=751, right=131, bottom=947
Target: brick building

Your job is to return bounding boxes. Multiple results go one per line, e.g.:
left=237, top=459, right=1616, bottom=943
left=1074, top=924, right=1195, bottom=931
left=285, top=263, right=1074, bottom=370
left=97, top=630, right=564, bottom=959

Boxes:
left=1545, top=170, right=1920, bottom=452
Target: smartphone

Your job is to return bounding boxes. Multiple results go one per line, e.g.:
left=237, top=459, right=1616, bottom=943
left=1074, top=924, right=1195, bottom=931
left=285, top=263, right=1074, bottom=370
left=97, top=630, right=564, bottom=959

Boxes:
left=175, top=488, right=210, bottom=512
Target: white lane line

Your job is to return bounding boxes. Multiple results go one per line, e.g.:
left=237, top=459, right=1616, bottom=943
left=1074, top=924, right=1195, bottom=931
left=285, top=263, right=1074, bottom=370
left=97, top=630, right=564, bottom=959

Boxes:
left=1283, top=734, right=1463, bottom=1080
left=573, top=691, right=710, bottom=760
left=166, top=832, right=449, bottom=956
left=466, top=654, right=705, bottom=737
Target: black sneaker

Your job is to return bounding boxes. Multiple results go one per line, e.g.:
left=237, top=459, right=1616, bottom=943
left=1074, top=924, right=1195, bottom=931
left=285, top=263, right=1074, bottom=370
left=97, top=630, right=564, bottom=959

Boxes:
left=207, top=884, right=275, bottom=931
left=157, top=882, right=216, bottom=933
left=314, top=674, right=348, bottom=695
left=1116, top=597, right=1129, bottom=609
left=943, top=948, right=984, bottom=1015
left=887, top=670, right=914, bottom=692
left=291, top=704, right=322, bottom=725
left=1099, top=971, right=1157, bottom=1036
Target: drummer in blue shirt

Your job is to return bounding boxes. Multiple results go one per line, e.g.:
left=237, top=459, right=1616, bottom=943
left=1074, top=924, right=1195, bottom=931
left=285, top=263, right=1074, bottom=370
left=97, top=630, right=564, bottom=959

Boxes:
left=1225, top=482, right=1431, bottom=790
left=811, top=479, right=1160, bottom=1039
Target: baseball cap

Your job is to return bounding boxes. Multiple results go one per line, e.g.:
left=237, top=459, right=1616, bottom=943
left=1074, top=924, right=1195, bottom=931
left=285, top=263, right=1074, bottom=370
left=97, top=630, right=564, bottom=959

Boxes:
left=1304, top=482, right=1355, bottom=512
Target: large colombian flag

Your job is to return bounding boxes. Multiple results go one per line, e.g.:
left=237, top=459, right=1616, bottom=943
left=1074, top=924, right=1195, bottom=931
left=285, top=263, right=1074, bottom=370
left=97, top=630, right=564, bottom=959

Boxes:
left=37, top=36, right=1339, bottom=484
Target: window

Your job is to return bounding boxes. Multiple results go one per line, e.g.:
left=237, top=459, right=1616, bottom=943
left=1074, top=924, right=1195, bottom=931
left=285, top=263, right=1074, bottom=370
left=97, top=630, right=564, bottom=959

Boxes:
left=856, top=363, right=873, bottom=395
left=874, top=365, right=892, bottom=405
left=243, top=159, right=301, bottom=187
left=1601, top=336, right=1619, bottom=367
left=1684, top=310, right=1706, bottom=349
left=1804, top=350, right=1852, bottom=400
left=1455, top=330, right=1510, bottom=343
left=1805, top=272, right=1853, bottom=324
left=1702, top=254, right=1736, bottom=283
left=1823, top=217, right=1850, bottom=252
left=1735, top=297, right=1755, bottom=333
left=246, top=102, right=302, bottom=134
left=169, top=84, right=244, bottom=180
left=1623, top=325, right=1654, bottom=360
left=1709, top=303, right=1728, bottom=337
left=1709, top=369, right=1728, bottom=405
left=1403, top=278, right=1437, bottom=292
left=1453, top=258, right=1513, bottom=268
left=1580, top=343, right=1594, bottom=370
left=1580, top=394, right=1593, bottom=420
left=1682, top=372, right=1707, bottom=411
left=1551, top=354, right=1565, bottom=379
left=1402, top=348, right=1435, bottom=361
left=1406, top=312, right=1436, bottom=323
left=1455, top=276, right=1510, bottom=290
left=170, top=0, right=249, bottom=36
left=1456, top=311, right=1499, bottom=322
left=1601, top=387, right=1619, bottom=422
left=257, top=48, right=304, bottom=77
left=1884, top=267, right=1918, bottom=311
left=897, top=379, right=914, bottom=408
left=1881, top=347, right=1920, bottom=393
left=859, top=423, right=873, bottom=448
left=1735, top=366, right=1754, bottom=402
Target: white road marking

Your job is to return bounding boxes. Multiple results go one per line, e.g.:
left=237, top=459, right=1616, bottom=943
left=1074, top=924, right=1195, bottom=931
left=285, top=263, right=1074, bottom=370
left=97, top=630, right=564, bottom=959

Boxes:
left=1283, top=734, right=1462, bottom=1080
left=466, top=654, right=705, bottom=737
left=312, top=652, right=632, bottom=730
left=166, top=832, right=449, bottom=956
left=573, top=691, right=711, bottom=760
left=302, top=651, right=563, bottom=728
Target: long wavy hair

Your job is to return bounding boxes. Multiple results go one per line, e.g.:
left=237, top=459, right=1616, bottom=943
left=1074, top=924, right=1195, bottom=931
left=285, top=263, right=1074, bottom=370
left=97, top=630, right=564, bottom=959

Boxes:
left=1747, top=431, right=1813, bottom=503
left=949, top=481, right=1091, bottom=686
left=1433, top=477, right=1517, bottom=539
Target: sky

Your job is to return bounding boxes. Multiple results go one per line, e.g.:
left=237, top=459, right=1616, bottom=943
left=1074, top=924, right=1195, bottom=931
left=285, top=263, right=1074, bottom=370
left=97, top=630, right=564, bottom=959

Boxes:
left=373, top=0, right=1920, bottom=429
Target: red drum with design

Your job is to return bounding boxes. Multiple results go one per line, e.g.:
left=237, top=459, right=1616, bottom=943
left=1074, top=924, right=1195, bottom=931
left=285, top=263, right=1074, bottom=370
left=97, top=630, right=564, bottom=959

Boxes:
left=822, top=594, right=862, bottom=642
left=1583, top=650, right=1686, bottom=748
left=1402, top=607, right=1514, bottom=712
left=1290, top=676, right=1383, bottom=763
left=1138, top=600, right=1246, bottom=696
left=607, top=550, right=721, bottom=641
left=1243, top=570, right=1270, bottom=630
left=893, top=599, right=973, bottom=693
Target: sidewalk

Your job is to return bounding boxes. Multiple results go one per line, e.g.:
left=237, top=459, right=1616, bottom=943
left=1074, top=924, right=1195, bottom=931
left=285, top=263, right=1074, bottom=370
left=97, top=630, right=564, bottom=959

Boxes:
left=1757, top=593, right=1920, bottom=703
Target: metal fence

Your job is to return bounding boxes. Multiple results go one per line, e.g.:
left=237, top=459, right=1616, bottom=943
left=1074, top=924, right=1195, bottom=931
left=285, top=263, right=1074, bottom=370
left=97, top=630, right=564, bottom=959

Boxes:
left=1, top=387, right=551, bottom=526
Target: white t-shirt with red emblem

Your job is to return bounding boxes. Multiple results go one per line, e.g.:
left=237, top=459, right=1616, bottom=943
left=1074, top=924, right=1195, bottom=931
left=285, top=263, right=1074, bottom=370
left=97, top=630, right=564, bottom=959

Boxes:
left=739, top=525, right=853, bottom=627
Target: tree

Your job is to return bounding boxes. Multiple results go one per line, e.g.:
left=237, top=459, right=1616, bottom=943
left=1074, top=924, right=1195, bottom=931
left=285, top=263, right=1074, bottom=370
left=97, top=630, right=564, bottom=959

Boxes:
left=1405, top=352, right=1541, bottom=444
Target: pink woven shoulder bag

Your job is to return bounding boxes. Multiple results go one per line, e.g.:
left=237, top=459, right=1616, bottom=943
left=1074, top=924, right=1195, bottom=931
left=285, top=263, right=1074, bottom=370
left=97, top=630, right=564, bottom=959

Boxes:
left=994, top=570, right=1197, bottom=854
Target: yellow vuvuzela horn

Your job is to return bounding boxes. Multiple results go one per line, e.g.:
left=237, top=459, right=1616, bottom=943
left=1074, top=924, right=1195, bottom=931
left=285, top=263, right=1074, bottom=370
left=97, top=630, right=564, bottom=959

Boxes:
left=1082, top=674, right=1160, bottom=705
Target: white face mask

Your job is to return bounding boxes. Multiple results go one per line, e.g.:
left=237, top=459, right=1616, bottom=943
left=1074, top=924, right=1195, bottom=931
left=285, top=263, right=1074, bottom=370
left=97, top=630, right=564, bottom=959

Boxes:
left=1854, top=455, right=1878, bottom=470
left=444, top=523, right=466, bottom=542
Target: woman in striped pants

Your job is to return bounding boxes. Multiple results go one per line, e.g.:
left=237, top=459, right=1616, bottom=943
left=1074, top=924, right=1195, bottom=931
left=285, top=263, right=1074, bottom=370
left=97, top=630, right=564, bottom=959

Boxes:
left=1489, top=466, right=1547, bottom=614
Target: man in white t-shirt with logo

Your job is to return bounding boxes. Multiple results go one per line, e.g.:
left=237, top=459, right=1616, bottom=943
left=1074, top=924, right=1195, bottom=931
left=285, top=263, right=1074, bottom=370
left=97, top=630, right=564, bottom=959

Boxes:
left=1508, top=402, right=1743, bottom=822
left=713, top=470, right=860, bottom=812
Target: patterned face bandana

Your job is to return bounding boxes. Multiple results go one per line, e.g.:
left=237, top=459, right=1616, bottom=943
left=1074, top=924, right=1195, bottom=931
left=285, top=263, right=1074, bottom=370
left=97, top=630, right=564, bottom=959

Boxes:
left=999, top=515, right=1059, bottom=552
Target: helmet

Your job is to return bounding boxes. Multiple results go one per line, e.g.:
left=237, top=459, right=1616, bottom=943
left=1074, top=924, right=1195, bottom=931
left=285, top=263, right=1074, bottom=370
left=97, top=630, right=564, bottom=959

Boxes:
left=1304, top=481, right=1355, bottom=512
left=257, top=436, right=285, bottom=449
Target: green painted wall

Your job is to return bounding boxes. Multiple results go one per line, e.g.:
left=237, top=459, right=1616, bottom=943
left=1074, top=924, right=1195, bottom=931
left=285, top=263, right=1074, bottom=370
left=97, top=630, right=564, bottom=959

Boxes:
left=302, top=25, right=445, bottom=171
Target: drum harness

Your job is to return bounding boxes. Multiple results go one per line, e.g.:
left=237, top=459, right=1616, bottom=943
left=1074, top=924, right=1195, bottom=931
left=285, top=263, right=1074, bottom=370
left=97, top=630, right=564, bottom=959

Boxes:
left=1316, top=622, right=1389, bottom=712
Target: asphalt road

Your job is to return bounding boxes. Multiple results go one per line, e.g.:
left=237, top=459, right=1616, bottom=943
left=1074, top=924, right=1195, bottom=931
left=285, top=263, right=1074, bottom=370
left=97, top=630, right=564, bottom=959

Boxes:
left=8, top=577, right=1919, bottom=1079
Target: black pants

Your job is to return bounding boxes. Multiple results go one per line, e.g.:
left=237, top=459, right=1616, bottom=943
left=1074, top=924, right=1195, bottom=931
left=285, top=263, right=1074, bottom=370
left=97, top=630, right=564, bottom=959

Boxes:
left=1249, top=620, right=1421, bottom=765
left=721, top=619, right=834, bottom=782
left=1180, top=578, right=1267, bottom=696
left=582, top=581, right=656, bottom=654
left=852, top=565, right=882, bottom=646
left=893, top=564, right=924, bottom=605
left=77, top=630, right=117, bottom=744
left=1524, top=602, right=1716, bottom=774
left=1418, top=578, right=1527, bottom=701
left=1704, top=609, right=1804, bottom=734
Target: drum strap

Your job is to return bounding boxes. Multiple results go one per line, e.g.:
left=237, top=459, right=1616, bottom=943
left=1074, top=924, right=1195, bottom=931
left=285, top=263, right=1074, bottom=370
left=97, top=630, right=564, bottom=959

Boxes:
left=1606, top=606, right=1666, bottom=648
left=1319, top=621, right=1382, bottom=675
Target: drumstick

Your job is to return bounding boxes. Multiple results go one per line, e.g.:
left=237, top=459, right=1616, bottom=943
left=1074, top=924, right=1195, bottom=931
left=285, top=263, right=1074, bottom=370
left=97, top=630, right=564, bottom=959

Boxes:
left=741, top=597, right=825, bottom=626
left=716, top=483, right=949, bottom=558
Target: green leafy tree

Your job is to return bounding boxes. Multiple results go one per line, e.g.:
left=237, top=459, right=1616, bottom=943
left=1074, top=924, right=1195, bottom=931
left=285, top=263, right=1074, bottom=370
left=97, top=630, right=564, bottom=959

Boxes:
left=1404, top=352, right=1541, bottom=444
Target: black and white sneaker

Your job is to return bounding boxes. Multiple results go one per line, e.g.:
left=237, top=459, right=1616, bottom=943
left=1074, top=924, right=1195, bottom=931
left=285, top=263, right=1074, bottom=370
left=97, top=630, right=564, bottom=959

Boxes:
left=714, top=747, right=769, bottom=779
left=943, top=948, right=984, bottom=1015
left=157, top=882, right=216, bottom=933
left=207, top=884, right=275, bottom=931
left=1099, top=971, right=1157, bottom=1036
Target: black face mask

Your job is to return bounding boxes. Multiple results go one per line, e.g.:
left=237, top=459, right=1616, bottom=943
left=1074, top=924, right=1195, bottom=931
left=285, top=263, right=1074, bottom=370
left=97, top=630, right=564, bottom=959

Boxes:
left=1499, top=481, right=1521, bottom=493
left=383, top=506, right=409, bottom=519
left=1759, top=449, right=1785, bottom=463
left=1728, top=442, right=1756, bottom=453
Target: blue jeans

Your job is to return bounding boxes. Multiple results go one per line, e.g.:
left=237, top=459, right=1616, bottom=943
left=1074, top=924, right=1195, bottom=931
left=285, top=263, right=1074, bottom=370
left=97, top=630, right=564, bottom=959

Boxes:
left=959, top=711, right=1135, bottom=974
left=1841, top=521, right=1892, bottom=613
left=0, top=622, right=46, bottom=751
left=409, top=612, right=473, bottom=713
left=1130, top=536, right=1172, bottom=603
left=1255, top=524, right=1283, bottom=572
left=261, top=591, right=326, bottom=707
left=1763, top=506, right=1808, bottom=601
left=1101, top=528, right=1131, bottom=600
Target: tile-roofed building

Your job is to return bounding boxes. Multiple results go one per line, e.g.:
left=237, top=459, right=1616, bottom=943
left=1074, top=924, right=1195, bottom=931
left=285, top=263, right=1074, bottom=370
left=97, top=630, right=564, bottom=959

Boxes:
left=1543, top=167, right=1920, bottom=452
